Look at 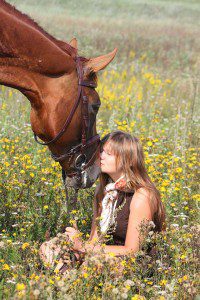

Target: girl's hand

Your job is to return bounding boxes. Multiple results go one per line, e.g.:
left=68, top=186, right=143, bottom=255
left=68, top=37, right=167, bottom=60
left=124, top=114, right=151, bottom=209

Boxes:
left=65, top=227, right=84, bottom=252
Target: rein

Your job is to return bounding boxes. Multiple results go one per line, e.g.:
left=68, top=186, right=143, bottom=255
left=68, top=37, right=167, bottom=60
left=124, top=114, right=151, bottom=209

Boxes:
left=34, top=56, right=100, bottom=174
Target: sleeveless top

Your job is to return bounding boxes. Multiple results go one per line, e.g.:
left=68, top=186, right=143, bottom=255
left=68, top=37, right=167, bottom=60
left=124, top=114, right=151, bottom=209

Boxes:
left=106, top=191, right=134, bottom=246
left=105, top=191, right=159, bottom=254
left=106, top=192, right=161, bottom=246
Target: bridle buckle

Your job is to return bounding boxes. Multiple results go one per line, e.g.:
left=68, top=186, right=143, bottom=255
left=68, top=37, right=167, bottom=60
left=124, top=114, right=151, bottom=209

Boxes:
left=75, top=154, right=87, bottom=170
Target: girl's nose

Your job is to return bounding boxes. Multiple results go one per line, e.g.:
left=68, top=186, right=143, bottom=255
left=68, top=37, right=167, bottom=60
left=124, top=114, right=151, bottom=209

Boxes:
left=100, top=151, right=105, bottom=160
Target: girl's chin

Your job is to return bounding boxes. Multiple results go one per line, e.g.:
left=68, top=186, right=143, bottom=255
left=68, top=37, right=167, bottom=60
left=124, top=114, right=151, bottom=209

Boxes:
left=100, top=167, right=107, bottom=173
left=101, top=169, right=110, bottom=176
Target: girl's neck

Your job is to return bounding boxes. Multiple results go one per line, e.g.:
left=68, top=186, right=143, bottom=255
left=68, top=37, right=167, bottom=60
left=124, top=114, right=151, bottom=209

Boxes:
left=109, top=172, right=124, bottom=183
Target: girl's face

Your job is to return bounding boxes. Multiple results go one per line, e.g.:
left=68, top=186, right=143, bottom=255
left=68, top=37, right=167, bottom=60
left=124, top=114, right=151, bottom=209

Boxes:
left=100, top=142, right=122, bottom=178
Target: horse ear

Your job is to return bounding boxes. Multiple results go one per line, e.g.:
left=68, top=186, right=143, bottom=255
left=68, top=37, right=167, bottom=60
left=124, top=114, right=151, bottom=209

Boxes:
left=84, top=48, right=117, bottom=74
left=69, top=38, right=78, bottom=49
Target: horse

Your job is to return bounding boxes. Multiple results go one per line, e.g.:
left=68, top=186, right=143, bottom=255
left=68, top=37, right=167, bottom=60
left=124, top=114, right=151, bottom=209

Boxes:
left=0, top=0, right=117, bottom=193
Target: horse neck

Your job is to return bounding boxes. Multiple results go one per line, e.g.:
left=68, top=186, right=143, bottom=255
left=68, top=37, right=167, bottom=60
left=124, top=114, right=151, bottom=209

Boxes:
left=0, top=2, right=75, bottom=75
left=0, top=2, right=76, bottom=107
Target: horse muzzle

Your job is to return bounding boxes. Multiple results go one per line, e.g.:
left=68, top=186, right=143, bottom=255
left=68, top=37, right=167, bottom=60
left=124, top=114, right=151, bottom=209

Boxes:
left=64, top=162, right=100, bottom=189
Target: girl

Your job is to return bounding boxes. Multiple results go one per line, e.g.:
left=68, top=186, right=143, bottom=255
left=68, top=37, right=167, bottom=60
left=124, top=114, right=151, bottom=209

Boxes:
left=40, top=131, right=166, bottom=269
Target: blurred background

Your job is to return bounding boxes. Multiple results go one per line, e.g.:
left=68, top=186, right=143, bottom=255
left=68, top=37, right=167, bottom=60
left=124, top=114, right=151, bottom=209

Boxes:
left=8, top=0, right=200, bottom=73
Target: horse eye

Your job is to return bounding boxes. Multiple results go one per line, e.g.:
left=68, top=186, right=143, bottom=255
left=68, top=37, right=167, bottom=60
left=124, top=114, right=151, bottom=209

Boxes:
left=91, top=103, right=100, bottom=113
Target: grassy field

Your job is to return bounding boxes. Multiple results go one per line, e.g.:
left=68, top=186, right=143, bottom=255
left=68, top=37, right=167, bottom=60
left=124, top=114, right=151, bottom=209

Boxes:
left=0, top=0, right=199, bottom=299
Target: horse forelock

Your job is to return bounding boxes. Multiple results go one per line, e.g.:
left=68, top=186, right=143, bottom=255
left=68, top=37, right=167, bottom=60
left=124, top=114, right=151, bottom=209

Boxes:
left=0, top=0, right=77, bottom=57
left=79, top=56, right=98, bottom=84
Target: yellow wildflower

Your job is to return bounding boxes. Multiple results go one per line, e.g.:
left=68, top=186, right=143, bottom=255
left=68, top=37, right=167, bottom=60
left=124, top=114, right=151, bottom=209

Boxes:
left=2, top=264, right=10, bottom=271
left=16, top=283, right=26, bottom=291
left=49, top=279, right=54, bottom=284
left=159, top=279, right=167, bottom=286
left=132, top=295, right=146, bottom=300
left=83, top=273, right=89, bottom=278
left=22, top=242, right=30, bottom=250
left=147, top=141, right=153, bottom=147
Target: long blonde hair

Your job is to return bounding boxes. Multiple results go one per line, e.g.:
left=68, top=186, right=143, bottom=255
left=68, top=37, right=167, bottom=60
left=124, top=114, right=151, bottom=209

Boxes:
left=96, top=130, right=166, bottom=232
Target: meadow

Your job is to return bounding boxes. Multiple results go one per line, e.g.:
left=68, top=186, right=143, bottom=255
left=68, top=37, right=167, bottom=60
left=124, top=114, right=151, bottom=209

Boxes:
left=0, top=0, right=199, bottom=299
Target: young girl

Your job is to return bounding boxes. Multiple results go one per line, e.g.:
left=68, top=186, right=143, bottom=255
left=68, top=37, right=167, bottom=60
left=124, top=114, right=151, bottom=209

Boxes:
left=40, top=131, right=166, bottom=269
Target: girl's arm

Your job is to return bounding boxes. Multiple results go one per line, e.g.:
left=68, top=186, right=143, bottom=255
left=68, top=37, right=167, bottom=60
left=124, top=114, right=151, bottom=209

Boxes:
left=67, top=188, right=153, bottom=256
left=85, top=188, right=153, bottom=256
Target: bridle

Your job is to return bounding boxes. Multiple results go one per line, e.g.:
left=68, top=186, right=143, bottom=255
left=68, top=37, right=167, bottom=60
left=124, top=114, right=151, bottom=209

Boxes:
left=34, top=56, right=100, bottom=176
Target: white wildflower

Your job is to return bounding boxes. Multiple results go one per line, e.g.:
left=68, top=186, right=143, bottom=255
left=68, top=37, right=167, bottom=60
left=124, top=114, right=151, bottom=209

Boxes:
left=121, top=293, right=128, bottom=299
left=112, top=288, right=119, bottom=294
left=33, top=289, right=40, bottom=296
left=149, top=221, right=156, bottom=228
left=124, top=279, right=135, bottom=286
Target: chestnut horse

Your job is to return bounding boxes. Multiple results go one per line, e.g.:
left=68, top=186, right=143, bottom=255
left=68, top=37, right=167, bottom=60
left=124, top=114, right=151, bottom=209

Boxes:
left=0, top=0, right=117, bottom=190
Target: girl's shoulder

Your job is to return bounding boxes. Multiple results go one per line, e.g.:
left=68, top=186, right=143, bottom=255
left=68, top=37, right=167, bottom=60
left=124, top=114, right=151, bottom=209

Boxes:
left=130, top=188, right=154, bottom=214
left=133, top=188, right=150, bottom=198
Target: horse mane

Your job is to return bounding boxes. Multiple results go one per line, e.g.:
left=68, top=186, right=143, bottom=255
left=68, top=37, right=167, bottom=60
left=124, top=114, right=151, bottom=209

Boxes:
left=0, top=0, right=77, bottom=57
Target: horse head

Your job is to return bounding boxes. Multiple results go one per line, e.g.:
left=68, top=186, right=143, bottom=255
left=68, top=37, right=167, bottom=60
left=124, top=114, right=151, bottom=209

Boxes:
left=31, top=42, right=117, bottom=189
left=0, top=0, right=117, bottom=189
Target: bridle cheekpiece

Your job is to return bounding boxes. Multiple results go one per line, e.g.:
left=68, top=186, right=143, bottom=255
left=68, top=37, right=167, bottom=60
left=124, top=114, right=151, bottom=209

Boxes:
left=34, top=56, right=100, bottom=176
